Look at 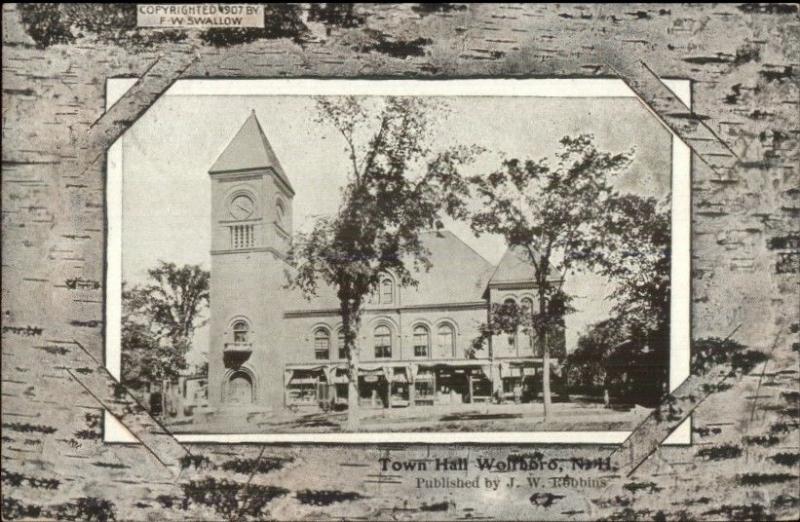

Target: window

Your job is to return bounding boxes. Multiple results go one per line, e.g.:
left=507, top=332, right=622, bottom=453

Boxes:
left=413, top=325, right=429, bottom=357
left=276, top=199, right=286, bottom=224
left=520, top=297, right=535, bottom=354
left=232, top=320, right=249, bottom=343
left=368, top=286, right=379, bottom=304
left=314, top=328, right=330, bottom=360
left=374, top=325, right=392, bottom=359
left=436, top=324, right=455, bottom=358
left=520, top=297, right=534, bottom=316
left=503, top=377, right=521, bottom=394
left=507, top=333, right=516, bottom=350
left=287, top=372, right=318, bottom=405
left=504, top=298, right=518, bottom=351
left=337, top=330, right=347, bottom=359
left=231, top=224, right=255, bottom=249
left=381, top=278, right=393, bottom=304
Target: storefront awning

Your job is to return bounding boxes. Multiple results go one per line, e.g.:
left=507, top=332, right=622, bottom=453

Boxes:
left=419, top=360, right=487, bottom=368
left=391, top=372, right=408, bottom=383
left=289, top=377, right=317, bottom=385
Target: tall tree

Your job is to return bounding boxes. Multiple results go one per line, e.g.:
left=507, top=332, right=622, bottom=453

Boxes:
left=469, top=135, right=633, bottom=417
left=289, top=96, right=477, bottom=430
left=126, top=261, right=211, bottom=345
left=596, top=194, right=670, bottom=336
left=121, top=262, right=210, bottom=405
left=576, top=194, right=671, bottom=406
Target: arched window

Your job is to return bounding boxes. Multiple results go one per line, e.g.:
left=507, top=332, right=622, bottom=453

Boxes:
left=276, top=199, right=286, bottom=224
left=520, top=297, right=534, bottom=315
left=381, top=278, right=393, bottom=304
left=436, top=324, right=455, bottom=359
left=413, top=325, right=430, bottom=358
left=503, top=298, right=518, bottom=351
left=232, top=320, right=250, bottom=343
left=520, top=297, right=535, bottom=355
left=314, top=328, right=330, bottom=360
left=337, top=329, right=347, bottom=359
left=374, top=325, right=392, bottom=359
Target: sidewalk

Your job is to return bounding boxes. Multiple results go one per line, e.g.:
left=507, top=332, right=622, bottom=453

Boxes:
left=166, top=400, right=651, bottom=434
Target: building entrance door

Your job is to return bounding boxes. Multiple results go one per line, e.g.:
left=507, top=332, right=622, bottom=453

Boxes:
left=227, top=372, right=253, bottom=404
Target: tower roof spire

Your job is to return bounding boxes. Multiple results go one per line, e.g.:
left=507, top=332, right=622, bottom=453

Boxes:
left=209, top=112, right=294, bottom=195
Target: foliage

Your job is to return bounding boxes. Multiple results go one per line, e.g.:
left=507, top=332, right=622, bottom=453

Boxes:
left=121, top=261, right=209, bottom=387
left=193, top=360, right=209, bottom=378
left=289, top=96, right=479, bottom=427
left=565, top=193, right=671, bottom=406
left=564, top=317, right=625, bottom=391
left=470, top=295, right=569, bottom=360
left=594, top=194, right=671, bottom=329
left=469, top=134, right=634, bottom=412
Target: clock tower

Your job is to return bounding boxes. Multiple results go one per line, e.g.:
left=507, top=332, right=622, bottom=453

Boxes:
left=206, top=111, right=295, bottom=410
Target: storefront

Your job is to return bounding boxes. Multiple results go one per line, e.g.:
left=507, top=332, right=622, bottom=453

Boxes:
left=499, top=362, right=539, bottom=403
left=285, top=368, right=327, bottom=406
left=284, top=359, right=543, bottom=409
left=412, top=369, right=435, bottom=406
left=389, top=367, right=410, bottom=407
left=358, top=370, right=387, bottom=408
left=433, top=366, right=469, bottom=405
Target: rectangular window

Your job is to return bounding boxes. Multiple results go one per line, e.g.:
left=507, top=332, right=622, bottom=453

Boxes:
left=413, top=331, right=428, bottom=357
left=375, top=343, right=392, bottom=359
left=436, top=330, right=454, bottom=358
left=374, top=326, right=392, bottom=358
left=415, top=381, right=434, bottom=398
left=287, top=383, right=317, bottom=404
left=314, top=340, right=329, bottom=360
left=230, top=224, right=255, bottom=249
left=503, top=378, right=520, bottom=394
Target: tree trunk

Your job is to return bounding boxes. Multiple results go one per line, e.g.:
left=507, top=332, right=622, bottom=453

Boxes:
left=542, top=330, right=551, bottom=418
left=345, top=315, right=361, bottom=431
left=346, top=354, right=359, bottom=431
left=161, top=379, right=168, bottom=419
left=538, top=291, right=552, bottom=419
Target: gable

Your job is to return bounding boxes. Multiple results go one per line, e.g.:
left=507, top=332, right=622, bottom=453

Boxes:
left=488, top=245, right=561, bottom=287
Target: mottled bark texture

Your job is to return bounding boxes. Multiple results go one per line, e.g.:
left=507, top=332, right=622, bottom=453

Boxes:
left=2, top=3, right=798, bottom=521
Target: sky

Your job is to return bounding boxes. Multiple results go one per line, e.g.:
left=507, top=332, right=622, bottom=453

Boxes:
left=120, top=94, right=671, bottom=366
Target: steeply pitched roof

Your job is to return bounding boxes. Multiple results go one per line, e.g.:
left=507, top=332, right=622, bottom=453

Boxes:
left=209, top=111, right=295, bottom=195
left=282, top=230, right=496, bottom=311
left=488, top=245, right=560, bottom=286
left=401, top=230, right=495, bottom=306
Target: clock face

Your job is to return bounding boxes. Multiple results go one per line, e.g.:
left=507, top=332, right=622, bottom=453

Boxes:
left=230, top=194, right=254, bottom=220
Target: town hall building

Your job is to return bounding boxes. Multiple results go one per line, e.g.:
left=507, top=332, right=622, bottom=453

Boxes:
left=206, top=112, right=563, bottom=413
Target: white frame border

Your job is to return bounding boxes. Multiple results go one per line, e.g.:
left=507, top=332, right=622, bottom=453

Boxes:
left=105, top=78, right=692, bottom=445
